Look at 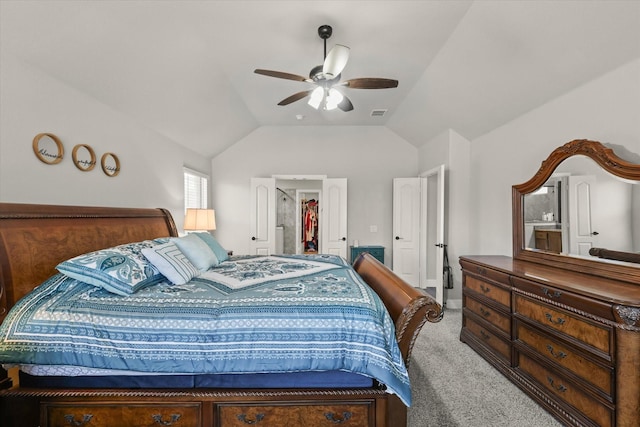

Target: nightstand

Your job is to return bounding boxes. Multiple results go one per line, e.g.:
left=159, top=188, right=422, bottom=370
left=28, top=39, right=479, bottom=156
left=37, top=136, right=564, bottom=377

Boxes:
left=350, top=246, right=384, bottom=264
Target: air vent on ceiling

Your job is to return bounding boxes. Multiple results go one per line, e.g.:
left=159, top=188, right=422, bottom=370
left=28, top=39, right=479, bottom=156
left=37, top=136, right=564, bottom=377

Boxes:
left=370, top=109, right=387, bottom=117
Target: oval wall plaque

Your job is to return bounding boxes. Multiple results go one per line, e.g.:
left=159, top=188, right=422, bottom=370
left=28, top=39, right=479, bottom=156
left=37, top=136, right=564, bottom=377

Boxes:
left=72, top=144, right=97, bottom=171
left=101, top=152, right=120, bottom=177
left=32, top=133, right=64, bottom=165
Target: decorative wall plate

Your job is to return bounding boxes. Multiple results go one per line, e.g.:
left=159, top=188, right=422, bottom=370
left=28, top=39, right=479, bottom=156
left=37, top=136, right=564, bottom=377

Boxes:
left=72, top=144, right=96, bottom=171
left=32, top=133, right=64, bottom=165
left=101, top=152, right=120, bottom=177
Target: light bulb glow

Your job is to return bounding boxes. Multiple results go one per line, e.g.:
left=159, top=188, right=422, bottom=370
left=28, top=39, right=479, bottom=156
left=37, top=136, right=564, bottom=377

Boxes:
left=307, top=87, right=324, bottom=109
left=325, top=88, right=344, bottom=110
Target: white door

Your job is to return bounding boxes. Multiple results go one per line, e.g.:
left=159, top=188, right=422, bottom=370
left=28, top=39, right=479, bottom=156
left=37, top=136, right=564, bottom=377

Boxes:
left=392, top=165, right=446, bottom=306
left=250, top=178, right=276, bottom=255
left=568, top=175, right=597, bottom=255
left=321, top=178, right=348, bottom=258
left=422, top=165, right=445, bottom=306
left=392, top=178, right=421, bottom=286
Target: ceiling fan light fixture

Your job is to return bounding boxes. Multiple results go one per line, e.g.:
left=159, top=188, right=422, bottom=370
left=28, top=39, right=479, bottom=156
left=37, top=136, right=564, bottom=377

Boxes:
left=308, top=86, right=324, bottom=109
left=255, top=24, right=398, bottom=112
left=325, top=88, right=344, bottom=110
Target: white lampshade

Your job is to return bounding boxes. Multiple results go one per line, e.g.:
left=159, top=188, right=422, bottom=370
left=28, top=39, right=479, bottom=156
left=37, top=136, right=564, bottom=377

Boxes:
left=184, top=208, right=216, bottom=231
left=308, top=86, right=324, bottom=109
left=325, top=88, right=344, bottom=110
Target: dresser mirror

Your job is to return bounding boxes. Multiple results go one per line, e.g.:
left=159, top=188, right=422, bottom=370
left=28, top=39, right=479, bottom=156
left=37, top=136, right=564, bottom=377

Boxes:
left=513, top=139, right=640, bottom=284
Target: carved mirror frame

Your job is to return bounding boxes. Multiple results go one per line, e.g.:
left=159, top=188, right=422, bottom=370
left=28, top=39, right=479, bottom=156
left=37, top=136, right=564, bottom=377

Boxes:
left=513, top=139, right=640, bottom=285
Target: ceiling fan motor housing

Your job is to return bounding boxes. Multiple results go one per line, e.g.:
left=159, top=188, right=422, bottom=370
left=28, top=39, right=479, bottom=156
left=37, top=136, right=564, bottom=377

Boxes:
left=318, top=25, right=332, bottom=39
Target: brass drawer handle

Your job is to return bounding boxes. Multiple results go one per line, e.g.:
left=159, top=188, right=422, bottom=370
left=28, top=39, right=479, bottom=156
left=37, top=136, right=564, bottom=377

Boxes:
left=64, top=414, right=93, bottom=426
left=547, top=376, right=567, bottom=392
left=476, top=266, right=487, bottom=275
left=479, top=307, right=491, bottom=317
left=152, top=413, right=181, bottom=426
left=542, top=287, right=562, bottom=299
left=479, top=330, right=490, bottom=340
left=546, top=344, right=567, bottom=359
left=545, top=313, right=565, bottom=325
left=237, top=413, right=265, bottom=424
left=479, top=284, right=491, bottom=293
left=324, top=411, right=353, bottom=424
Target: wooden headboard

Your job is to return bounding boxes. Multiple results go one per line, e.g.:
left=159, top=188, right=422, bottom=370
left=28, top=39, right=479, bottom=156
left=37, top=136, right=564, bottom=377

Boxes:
left=0, top=203, right=178, bottom=322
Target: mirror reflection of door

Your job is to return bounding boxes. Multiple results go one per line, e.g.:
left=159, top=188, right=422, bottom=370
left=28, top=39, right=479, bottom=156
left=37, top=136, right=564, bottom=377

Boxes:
left=568, top=175, right=597, bottom=255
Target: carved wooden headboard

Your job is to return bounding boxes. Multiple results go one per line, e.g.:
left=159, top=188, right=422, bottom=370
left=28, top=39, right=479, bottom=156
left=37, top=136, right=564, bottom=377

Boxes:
left=0, top=203, right=178, bottom=322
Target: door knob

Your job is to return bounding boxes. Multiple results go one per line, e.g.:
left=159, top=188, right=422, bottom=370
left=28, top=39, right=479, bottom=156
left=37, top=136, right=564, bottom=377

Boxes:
left=251, top=236, right=256, bottom=241
left=591, top=231, right=599, bottom=236
left=340, top=237, right=346, bottom=241
left=395, top=236, right=401, bottom=240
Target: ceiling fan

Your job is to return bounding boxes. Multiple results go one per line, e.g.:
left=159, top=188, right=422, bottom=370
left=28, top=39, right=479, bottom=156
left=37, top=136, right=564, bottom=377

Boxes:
left=254, top=25, right=398, bottom=112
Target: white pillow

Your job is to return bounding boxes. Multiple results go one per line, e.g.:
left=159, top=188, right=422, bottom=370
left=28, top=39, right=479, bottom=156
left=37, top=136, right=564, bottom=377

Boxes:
left=171, top=234, right=219, bottom=271
left=142, top=241, right=200, bottom=285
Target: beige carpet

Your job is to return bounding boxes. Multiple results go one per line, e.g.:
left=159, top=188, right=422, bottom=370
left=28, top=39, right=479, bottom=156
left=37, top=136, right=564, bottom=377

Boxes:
left=407, top=309, right=564, bottom=427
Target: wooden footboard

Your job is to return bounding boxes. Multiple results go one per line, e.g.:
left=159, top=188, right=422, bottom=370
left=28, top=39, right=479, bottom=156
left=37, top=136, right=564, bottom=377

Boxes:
left=353, top=252, right=443, bottom=368
left=0, top=203, right=443, bottom=427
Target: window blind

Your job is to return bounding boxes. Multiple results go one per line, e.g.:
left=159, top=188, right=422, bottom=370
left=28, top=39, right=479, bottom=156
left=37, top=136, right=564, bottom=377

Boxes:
left=184, top=167, right=209, bottom=213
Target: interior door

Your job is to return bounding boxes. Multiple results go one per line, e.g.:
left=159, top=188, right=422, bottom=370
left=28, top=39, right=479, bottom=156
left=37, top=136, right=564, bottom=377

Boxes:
left=568, top=175, right=597, bottom=255
left=321, top=178, right=347, bottom=257
left=250, top=177, right=276, bottom=255
left=392, top=178, right=421, bottom=286
left=422, top=165, right=445, bottom=306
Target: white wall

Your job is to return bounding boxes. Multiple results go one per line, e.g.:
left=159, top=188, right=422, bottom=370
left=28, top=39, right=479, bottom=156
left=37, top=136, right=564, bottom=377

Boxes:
left=0, top=55, right=210, bottom=230
left=469, top=58, right=640, bottom=257
left=211, top=125, right=419, bottom=259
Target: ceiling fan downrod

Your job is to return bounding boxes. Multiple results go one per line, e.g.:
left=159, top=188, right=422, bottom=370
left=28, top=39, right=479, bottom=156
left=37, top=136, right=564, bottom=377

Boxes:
left=318, top=24, right=333, bottom=60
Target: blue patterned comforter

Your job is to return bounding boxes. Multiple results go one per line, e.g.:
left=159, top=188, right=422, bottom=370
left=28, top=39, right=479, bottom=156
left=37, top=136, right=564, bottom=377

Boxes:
left=0, top=254, right=411, bottom=405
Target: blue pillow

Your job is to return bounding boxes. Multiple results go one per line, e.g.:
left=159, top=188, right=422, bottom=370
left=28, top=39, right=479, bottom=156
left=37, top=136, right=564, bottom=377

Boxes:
left=171, top=234, right=219, bottom=271
left=56, top=240, right=164, bottom=296
left=142, top=241, right=200, bottom=285
left=194, top=232, right=229, bottom=262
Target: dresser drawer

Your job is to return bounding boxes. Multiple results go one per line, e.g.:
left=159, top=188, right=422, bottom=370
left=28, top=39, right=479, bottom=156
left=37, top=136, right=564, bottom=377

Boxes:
left=514, top=295, right=612, bottom=356
left=515, top=321, right=613, bottom=396
left=517, top=353, right=614, bottom=427
left=42, top=401, right=201, bottom=427
left=460, top=259, right=510, bottom=285
left=465, top=296, right=510, bottom=334
left=511, top=276, right=615, bottom=321
left=216, top=402, right=373, bottom=427
left=464, top=275, right=511, bottom=308
left=463, top=316, right=511, bottom=363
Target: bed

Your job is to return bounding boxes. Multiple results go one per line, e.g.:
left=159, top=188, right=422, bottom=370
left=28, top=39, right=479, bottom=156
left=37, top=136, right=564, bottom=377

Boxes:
left=0, top=202, right=443, bottom=427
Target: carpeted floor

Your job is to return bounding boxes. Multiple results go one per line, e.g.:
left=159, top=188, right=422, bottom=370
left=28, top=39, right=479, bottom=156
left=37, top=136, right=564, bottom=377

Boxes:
left=406, top=309, right=564, bottom=427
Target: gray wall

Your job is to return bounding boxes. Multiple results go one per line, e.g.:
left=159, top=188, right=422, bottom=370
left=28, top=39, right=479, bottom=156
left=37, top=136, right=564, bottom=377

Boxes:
left=0, top=55, right=210, bottom=230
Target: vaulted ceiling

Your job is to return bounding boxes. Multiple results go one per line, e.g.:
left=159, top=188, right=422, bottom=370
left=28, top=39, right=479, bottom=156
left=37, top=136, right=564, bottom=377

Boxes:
left=1, top=1, right=638, bottom=158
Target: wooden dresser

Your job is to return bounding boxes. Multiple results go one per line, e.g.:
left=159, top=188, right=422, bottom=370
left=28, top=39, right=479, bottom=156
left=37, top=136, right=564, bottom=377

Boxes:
left=460, top=255, right=640, bottom=427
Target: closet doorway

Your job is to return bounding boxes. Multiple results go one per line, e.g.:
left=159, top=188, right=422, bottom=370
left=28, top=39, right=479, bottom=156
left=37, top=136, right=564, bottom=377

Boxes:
left=274, top=179, right=322, bottom=255
left=298, top=191, right=320, bottom=255
left=251, top=176, right=347, bottom=258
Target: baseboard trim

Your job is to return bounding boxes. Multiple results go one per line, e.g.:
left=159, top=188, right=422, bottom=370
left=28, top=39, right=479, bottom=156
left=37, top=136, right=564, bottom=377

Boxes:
left=445, top=299, right=462, bottom=309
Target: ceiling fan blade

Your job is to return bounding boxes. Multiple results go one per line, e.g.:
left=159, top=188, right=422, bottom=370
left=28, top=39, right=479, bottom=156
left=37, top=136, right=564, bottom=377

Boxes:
left=254, top=69, right=310, bottom=82
left=337, top=95, right=354, bottom=112
left=277, top=90, right=312, bottom=106
left=323, top=44, right=350, bottom=78
left=342, top=78, right=399, bottom=89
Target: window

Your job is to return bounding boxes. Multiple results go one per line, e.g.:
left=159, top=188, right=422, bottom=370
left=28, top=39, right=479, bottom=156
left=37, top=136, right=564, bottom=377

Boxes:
left=184, top=167, right=209, bottom=213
